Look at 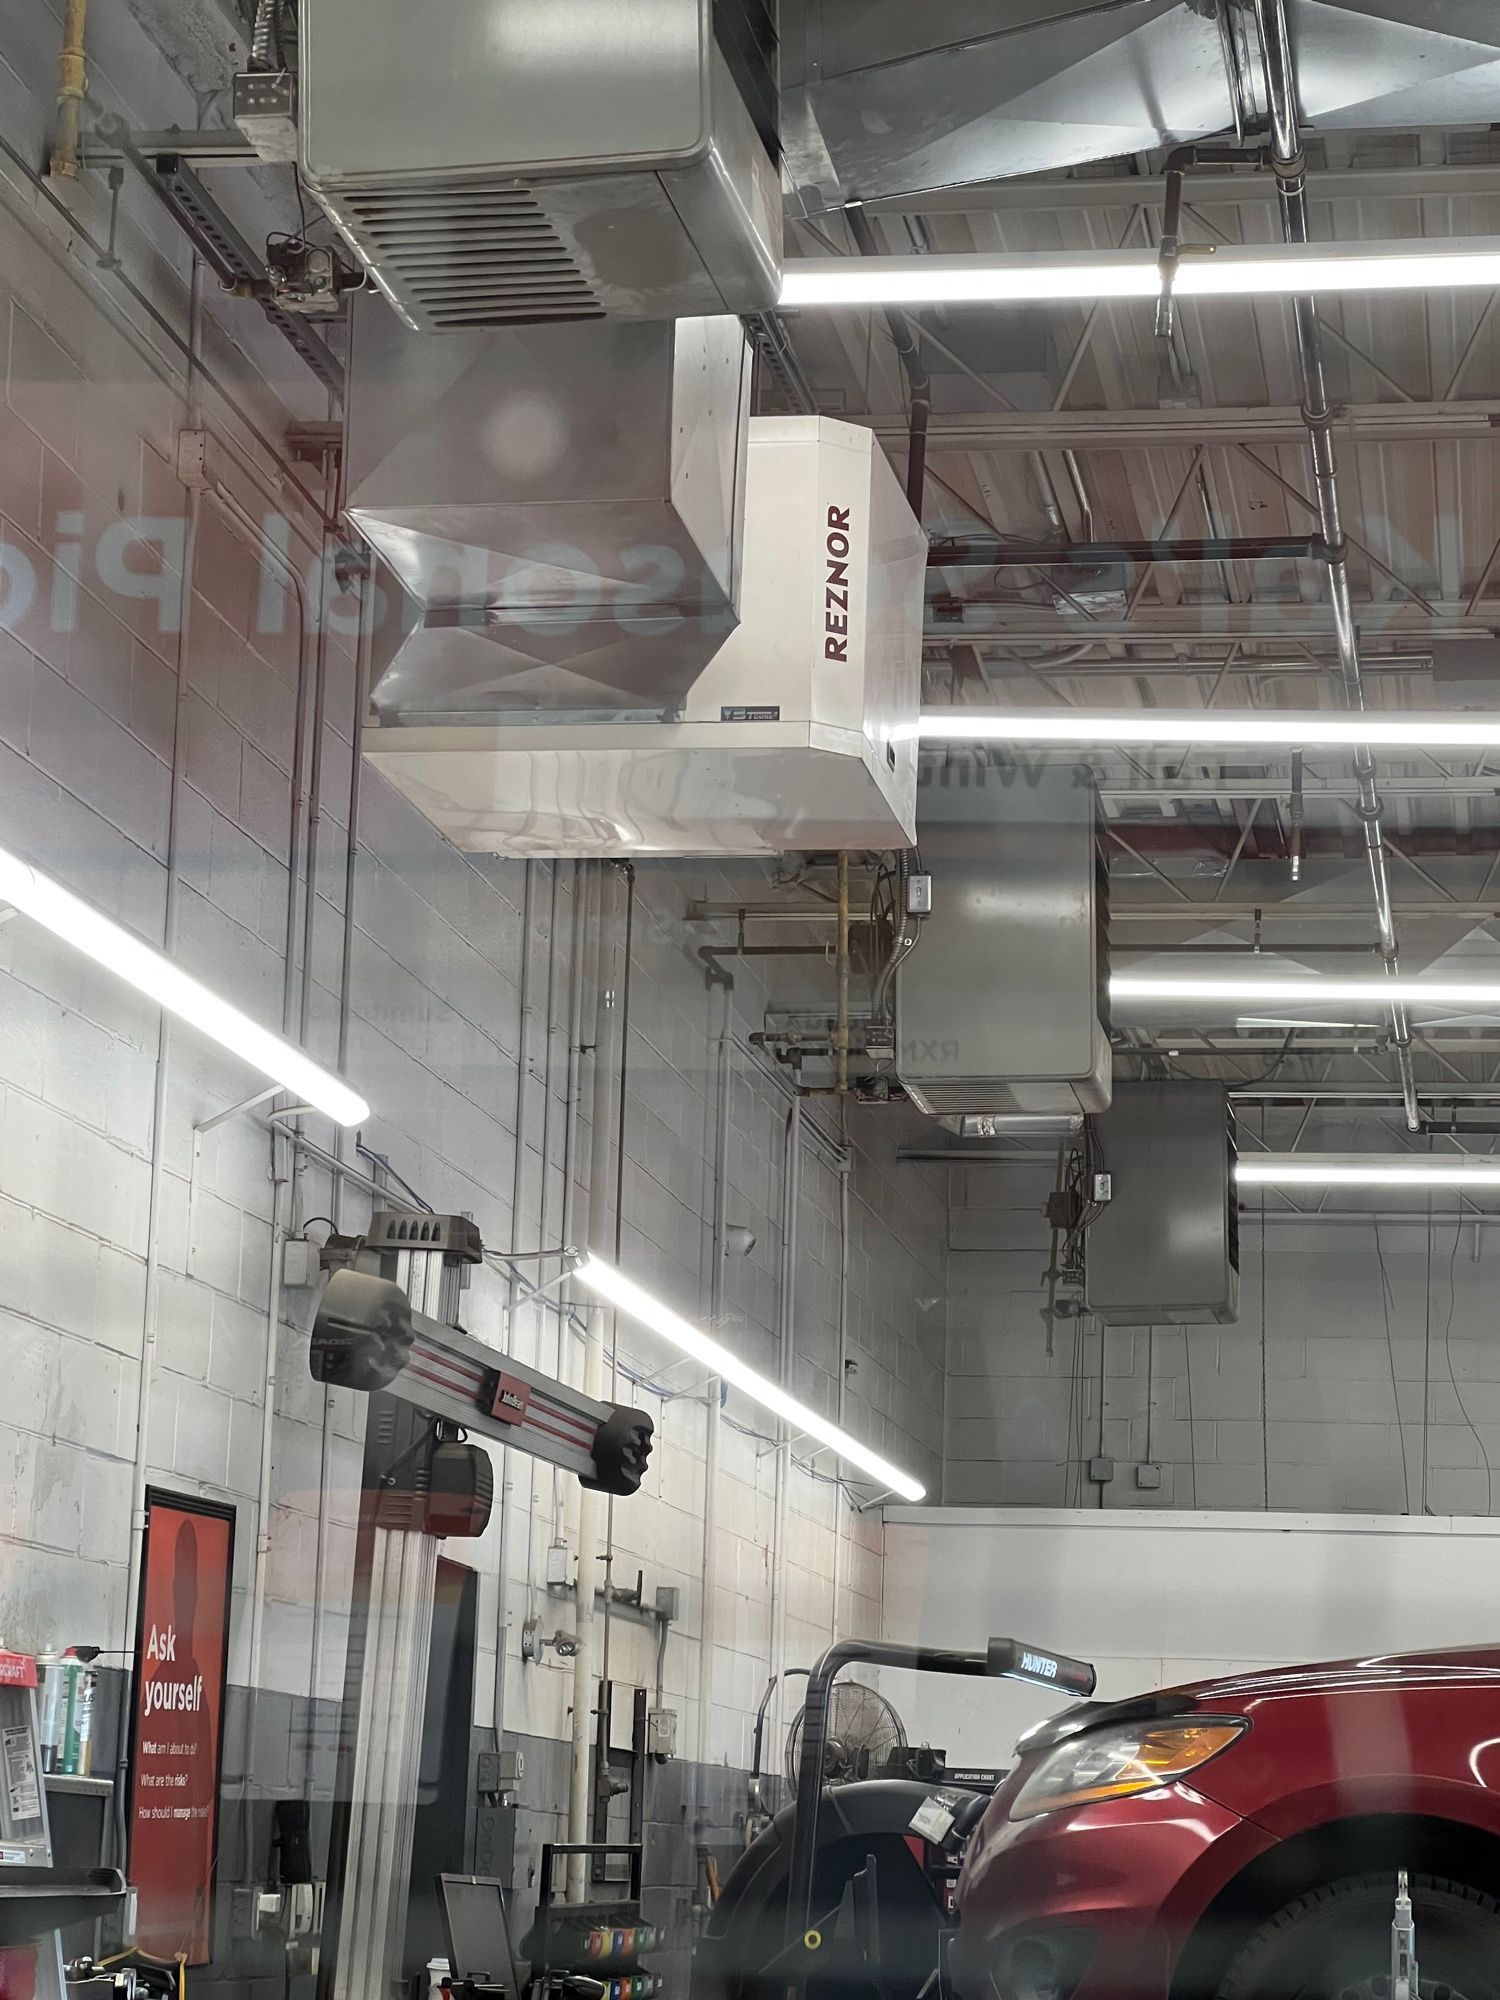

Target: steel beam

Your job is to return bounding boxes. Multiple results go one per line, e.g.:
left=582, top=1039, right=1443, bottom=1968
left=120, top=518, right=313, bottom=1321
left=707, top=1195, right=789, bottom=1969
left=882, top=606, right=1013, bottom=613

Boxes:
left=926, top=604, right=1495, bottom=639
left=864, top=163, right=1500, bottom=217
left=870, top=404, right=1500, bottom=453
left=1112, top=903, right=1500, bottom=923
left=1233, top=1088, right=1500, bottom=1102
left=928, top=534, right=1327, bottom=570
left=1110, top=820, right=1500, bottom=855
left=98, top=118, right=345, bottom=398
left=85, top=125, right=256, bottom=165
left=1098, top=775, right=1500, bottom=800
left=964, top=651, right=1434, bottom=677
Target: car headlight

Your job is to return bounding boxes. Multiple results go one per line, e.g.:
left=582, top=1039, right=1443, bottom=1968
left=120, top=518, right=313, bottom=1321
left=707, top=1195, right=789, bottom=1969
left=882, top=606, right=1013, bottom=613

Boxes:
left=1008, top=1717, right=1247, bottom=1820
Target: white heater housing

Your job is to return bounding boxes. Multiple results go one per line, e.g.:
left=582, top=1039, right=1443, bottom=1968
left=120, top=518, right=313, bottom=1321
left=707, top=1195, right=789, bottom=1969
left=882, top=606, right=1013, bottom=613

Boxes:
left=362, top=417, right=926, bottom=856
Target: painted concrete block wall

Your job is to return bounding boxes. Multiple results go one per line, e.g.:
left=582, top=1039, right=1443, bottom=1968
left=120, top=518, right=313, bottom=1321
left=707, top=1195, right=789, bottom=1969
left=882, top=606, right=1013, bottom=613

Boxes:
left=879, top=1508, right=1500, bottom=1764
left=0, top=41, right=948, bottom=1975
left=944, top=1159, right=1500, bottom=1516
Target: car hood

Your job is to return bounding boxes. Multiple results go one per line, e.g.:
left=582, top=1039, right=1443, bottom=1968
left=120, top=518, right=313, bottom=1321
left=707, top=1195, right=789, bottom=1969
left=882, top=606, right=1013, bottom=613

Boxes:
left=1165, top=1643, right=1500, bottom=1706
left=1016, top=1644, right=1500, bottom=1756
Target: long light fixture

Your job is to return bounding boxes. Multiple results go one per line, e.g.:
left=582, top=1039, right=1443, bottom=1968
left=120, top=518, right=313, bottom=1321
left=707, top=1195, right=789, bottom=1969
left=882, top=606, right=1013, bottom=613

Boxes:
left=781, top=240, right=1500, bottom=310
left=575, top=1253, right=927, bottom=1502
left=0, top=843, right=369, bottom=1126
left=1113, top=976, right=1500, bottom=1011
left=917, top=709, right=1500, bottom=749
left=1238, top=1155, right=1500, bottom=1189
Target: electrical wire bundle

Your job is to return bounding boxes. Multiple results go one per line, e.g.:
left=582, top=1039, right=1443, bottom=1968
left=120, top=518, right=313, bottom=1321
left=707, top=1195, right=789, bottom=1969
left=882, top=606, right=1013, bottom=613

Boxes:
left=868, top=850, right=922, bottom=1028
left=1041, top=1118, right=1109, bottom=1350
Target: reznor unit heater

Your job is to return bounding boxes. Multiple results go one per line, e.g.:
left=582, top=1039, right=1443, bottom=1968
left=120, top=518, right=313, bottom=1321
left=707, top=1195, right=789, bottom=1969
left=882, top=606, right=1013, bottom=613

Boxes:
left=362, top=416, right=926, bottom=856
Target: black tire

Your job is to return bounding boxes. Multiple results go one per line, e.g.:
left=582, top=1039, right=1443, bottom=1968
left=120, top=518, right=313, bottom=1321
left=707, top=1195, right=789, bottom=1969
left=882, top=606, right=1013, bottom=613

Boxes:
left=1215, top=1872, right=1500, bottom=2000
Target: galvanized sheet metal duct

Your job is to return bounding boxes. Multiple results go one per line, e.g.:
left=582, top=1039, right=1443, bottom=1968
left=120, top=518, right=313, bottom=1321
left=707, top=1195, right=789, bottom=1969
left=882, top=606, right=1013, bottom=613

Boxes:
left=780, top=0, right=1500, bottom=214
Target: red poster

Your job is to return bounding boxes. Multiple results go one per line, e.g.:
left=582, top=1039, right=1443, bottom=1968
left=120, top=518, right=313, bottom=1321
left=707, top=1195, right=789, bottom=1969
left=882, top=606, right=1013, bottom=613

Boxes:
left=128, top=1492, right=234, bottom=1966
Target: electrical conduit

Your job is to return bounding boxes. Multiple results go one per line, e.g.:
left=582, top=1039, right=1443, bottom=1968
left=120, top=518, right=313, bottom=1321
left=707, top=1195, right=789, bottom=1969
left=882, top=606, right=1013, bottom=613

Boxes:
left=1253, top=0, right=1421, bottom=1132
left=567, top=865, right=626, bottom=1897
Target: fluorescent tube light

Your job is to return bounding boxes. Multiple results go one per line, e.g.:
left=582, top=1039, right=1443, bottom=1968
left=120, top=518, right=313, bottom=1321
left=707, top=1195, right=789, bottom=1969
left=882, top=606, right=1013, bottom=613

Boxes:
left=917, top=709, right=1500, bottom=749
left=575, top=1254, right=927, bottom=1502
left=1112, top=976, right=1500, bottom=1011
left=781, top=240, right=1500, bottom=310
left=0, top=843, right=369, bottom=1126
left=1238, top=1155, right=1500, bottom=1188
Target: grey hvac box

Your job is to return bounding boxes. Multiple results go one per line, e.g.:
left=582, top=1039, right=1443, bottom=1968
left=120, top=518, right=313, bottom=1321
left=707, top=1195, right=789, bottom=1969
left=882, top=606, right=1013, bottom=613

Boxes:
left=1085, top=1081, right=1240, bottom=1326
left=300, top=0, right=780, bottom=329
left=895, top=763, right=1110, bottom=1117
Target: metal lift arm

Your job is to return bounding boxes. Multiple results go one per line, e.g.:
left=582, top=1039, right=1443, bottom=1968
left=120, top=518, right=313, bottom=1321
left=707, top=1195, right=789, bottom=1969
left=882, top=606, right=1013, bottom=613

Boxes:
left=309, top=1267, right=653, bottom=1495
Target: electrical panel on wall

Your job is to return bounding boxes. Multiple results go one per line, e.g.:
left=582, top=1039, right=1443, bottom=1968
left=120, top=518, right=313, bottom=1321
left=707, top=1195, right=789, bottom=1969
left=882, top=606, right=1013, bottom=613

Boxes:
left=895, top=763, right=1111, bottom=1117
left=1084, top=1081, right=1240, bottom=1326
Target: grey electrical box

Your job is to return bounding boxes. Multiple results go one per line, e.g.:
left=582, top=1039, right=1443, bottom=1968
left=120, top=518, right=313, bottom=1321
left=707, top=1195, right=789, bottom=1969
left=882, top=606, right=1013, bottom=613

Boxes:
left=896, top=764, right=1110, bottom=1117
left=233, top=69, right=297, bottom=163
left=1085, top=1082, right=1239, bottom=1326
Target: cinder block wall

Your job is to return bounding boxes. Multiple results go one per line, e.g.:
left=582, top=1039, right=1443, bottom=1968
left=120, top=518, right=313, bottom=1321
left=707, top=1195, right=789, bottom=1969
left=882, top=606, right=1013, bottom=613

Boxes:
left=0, top=15, right=948, bottom=1991
left=945, top=1160, right=1500, bottom=1515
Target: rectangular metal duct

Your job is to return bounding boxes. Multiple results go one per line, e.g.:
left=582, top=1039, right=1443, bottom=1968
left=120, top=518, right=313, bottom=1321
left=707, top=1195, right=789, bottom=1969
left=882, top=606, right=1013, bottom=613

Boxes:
left=300, top=0, right=780, bottom=328
left=348, top=302, right=751, bottom=713
left=780, top=0, right=1500, bottom=213
left=895, top=763, right=1110, bottom=1118
left=1084, top=1082, right=1240, bottom=1327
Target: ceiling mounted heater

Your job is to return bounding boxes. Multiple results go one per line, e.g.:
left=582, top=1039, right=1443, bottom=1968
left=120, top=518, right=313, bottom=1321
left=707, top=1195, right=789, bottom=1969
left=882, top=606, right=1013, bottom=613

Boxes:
left=300, top=0, right=781, bottom=329
left=362, top=415, right=926, bottom=857
left=1085, top=1082, right=1240, bottom=1327
left=895, top=764, right=1111, bottom=1119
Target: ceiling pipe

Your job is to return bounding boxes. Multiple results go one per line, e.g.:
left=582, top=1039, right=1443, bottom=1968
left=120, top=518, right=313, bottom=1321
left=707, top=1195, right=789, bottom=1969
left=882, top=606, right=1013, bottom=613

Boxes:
left=927, top=534, right=1329, bottom=569
left=959, top=652, right=1434, bottom=678
left=1252, top=0, right=1419, bottom=1133
left=844, top=201, right=929, bottom=520
left=1061, top=452, right=1095, bottom=539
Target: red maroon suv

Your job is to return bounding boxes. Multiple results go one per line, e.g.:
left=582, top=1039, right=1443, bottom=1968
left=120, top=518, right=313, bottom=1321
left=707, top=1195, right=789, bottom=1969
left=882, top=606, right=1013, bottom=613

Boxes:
left=954, top=1646, right=1500, bottom=2000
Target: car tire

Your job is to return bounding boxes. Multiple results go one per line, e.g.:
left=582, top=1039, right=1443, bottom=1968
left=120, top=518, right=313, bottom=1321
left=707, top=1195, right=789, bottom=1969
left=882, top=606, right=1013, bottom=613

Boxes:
left=1215, top=1872, right=1500, bottom=2000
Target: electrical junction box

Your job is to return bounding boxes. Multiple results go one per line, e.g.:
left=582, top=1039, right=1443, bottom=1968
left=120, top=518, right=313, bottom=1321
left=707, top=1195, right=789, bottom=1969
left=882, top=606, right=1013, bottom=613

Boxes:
left=647, top=1708, right=678, bottom=1759
left=1085, top=1081, right=1240, bottom=1326
left=233, top=69, right=297, bottom=163
left=363, top=417, right=925, bottom=856
left=283, top=1237, right=322, bottom=1288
